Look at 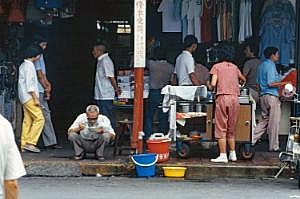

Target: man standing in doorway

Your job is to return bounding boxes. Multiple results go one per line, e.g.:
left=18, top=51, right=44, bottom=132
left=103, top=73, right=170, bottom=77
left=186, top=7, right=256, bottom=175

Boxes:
left=144, top=47, right=174, bottom=140
left=34, top=36, right=62, bottom=149
left=92, top=44, right=120, bottom=130
left=253, top=47, right=288, bottom=152
left=171, top=35, right=200, bottom=86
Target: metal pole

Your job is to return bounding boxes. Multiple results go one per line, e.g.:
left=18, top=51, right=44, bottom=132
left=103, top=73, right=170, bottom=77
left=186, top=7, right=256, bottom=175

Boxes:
left=132, top=0, right=146, bottom=153
left=133, top=68, right=144, bottom=152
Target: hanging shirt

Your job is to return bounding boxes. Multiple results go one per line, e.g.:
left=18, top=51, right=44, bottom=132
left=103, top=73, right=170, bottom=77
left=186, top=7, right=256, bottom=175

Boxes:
left=174, top=0, right=182, bottom=20
left=181, top=0, right=189, bottom=41
left=157, top=0, right=181, bottom=32
left=201, top=0, right=213, bottom=43
left=238, top=0, right=252, bottom=43
left=18, top=59, right=39, bottom=104
left=94, top=53, right=115, bottom=100
left=8, top=0, right=25, bottom=23
left=187, top=0, right=202, bottom=42
left=259, top=1, right=295, bottom=66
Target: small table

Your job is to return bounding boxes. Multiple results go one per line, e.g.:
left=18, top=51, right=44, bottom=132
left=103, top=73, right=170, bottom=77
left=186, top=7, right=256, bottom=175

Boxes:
left=113, top=120, right=133, bottom=155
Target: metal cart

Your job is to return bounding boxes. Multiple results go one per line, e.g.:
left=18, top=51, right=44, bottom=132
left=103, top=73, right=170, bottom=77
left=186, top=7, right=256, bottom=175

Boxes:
left=164, top=86, right=255, bottom=160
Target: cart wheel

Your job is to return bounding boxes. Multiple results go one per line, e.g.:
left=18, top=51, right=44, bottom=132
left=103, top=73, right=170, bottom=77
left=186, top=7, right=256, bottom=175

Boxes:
left=177, top=143, right=190, bottom=159
left=239, top=144, right=255, bottom=160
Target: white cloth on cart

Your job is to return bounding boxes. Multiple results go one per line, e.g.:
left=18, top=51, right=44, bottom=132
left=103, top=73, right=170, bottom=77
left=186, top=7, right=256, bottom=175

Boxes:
left=161, top=85, right=207, bottom=112
left=161, top=85, right=207, bottom=132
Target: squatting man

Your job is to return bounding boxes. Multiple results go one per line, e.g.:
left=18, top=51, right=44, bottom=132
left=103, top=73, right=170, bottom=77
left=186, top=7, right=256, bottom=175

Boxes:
left=67, top=105, right=115, bottom=160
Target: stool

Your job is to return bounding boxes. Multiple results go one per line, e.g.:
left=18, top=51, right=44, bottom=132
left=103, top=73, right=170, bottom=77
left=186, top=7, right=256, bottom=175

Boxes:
left=113, top=120, right=133, bottom=156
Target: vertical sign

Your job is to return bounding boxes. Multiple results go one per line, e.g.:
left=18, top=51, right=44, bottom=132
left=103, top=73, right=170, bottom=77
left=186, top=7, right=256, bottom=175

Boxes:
left=134, top=0, right=146, bottom=68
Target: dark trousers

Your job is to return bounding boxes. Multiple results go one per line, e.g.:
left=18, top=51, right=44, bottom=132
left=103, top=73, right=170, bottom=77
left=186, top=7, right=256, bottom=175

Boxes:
left=144, top=89, right=169, bottom=140
left=96, top=100, right=116, bottom=130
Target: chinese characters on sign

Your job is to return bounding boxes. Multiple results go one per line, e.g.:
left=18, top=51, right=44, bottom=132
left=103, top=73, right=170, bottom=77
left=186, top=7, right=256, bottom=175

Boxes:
left=134, top=0, right=146, bottom=68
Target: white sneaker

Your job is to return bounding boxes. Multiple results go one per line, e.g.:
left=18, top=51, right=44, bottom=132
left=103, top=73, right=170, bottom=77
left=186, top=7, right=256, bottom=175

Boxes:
left=210, top=156, right=228, bottom=163
left=228, top=153, right=237, bottom=162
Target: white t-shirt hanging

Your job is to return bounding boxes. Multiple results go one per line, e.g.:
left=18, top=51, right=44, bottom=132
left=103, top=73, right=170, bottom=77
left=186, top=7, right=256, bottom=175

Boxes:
left=238, top=0, right=252, bottom=43
left=158, top=0, right=181, bottom=32
left=288, top=0, right=296, bottom=12
left=187, top=0, right=202, bottom=42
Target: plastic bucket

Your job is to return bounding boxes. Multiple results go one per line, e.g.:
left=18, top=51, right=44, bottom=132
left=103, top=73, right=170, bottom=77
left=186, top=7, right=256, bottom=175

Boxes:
left=131, top=153, right=158, bottom=177
left=147, top=139, right=171, bottom=163
left=162, top=167, right=187, bottom=178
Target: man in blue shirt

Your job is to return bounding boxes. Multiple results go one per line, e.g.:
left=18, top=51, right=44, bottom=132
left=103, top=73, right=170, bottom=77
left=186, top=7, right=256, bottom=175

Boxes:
left=34, top=36, right=62, bottom=149
left=253, top=47, right=288, bottom=151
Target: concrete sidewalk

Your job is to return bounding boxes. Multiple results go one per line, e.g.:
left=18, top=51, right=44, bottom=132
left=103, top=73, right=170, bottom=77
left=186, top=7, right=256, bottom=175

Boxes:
left=21, top=142, right=293, bottom=180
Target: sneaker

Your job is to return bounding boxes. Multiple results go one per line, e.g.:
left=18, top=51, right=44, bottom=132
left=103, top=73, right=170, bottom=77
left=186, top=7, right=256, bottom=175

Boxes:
left=228, top=153, right=237, bottom=162
left=74, top=154, right=84, bottom=160
left=210, top=156, right=228, bottom=163
left=95, top=155, right=105, bottom=161
left=268, top=148, right=281, bottom=153
left=23, top=144, right=40, bottom=153
left=97, top=156, right=105, bottom=161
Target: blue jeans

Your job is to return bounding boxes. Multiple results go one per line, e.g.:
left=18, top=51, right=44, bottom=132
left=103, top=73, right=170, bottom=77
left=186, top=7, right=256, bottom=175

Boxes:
left=96, top=100, right=116, bottom=131
left=144, top=89, right=169, bottom=140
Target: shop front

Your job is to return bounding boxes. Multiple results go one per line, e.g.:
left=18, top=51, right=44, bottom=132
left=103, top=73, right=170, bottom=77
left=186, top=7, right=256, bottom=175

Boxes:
left=0, top=0, right=298, bottom=151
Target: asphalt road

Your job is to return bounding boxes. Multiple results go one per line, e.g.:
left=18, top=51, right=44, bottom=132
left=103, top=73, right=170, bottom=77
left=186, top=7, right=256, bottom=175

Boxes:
left=19, top=177, right=300, bottom=199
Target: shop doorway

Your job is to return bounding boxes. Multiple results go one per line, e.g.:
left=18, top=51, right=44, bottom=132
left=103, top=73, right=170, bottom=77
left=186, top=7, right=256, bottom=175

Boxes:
left=42, top=0, right=133, bottom=143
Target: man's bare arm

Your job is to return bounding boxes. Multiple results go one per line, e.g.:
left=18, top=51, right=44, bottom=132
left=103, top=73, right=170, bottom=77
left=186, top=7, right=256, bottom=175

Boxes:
left=36, top=70, right=51, bottom=92
left=170, top=74, right=177, bottom=86
left=4, top=180, right=18, bottom=199
left=189, top=72, right=200, bottom=86
left=108, top=77, right=121, bottom=96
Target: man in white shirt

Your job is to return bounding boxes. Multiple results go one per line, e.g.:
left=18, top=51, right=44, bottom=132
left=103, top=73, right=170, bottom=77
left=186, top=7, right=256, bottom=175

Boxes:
left=0, top=114, right=26, bottom=199
left=68, top=105, right=115, bottom=160
left=172, top=35, right=200, bottom=86
left=18, top=45, right=45, bottom=153
left=92, top=44, right=120, bottom=130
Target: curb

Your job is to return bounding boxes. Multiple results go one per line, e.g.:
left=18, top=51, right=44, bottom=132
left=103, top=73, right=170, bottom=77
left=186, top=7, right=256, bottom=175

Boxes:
left=24, top=160, right=293, bottom=179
